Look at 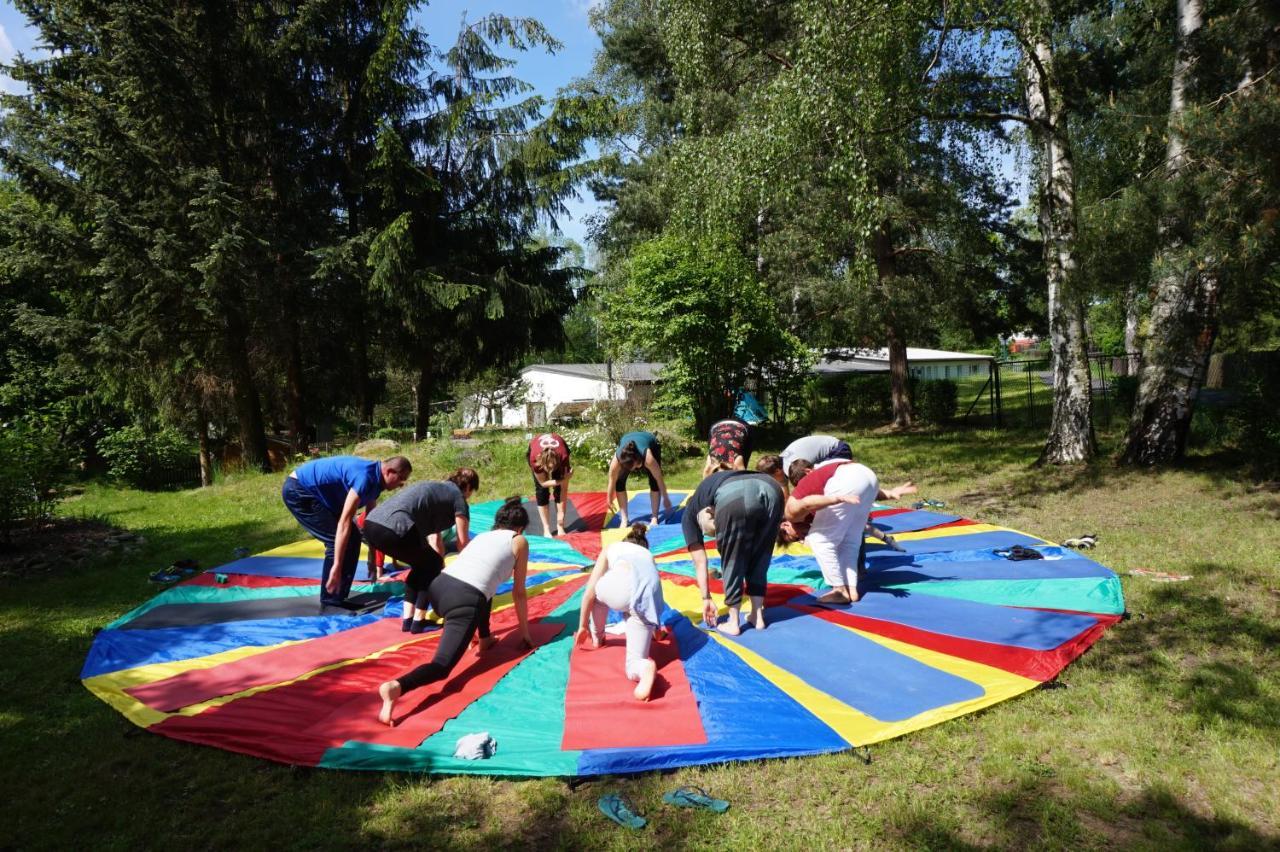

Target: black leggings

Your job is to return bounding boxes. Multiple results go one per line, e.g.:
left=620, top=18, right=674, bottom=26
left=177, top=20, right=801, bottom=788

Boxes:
left=361, top=521, right=444, bottom=610
left=396, top=574, right=493, bottom=693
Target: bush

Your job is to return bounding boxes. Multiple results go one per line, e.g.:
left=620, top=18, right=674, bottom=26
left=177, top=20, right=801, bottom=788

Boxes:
left=98, top=425, right=198, bottom=489
left=1224, top=364, right=1280, bottom=475
left=1111, top=374, right=1139, bottom=417
left=915, top=379, right=958, bottom=425
left=0, top=422, right=68, bottom=541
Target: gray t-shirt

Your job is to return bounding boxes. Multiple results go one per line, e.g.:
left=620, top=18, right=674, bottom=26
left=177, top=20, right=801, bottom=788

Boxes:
left=780, top=435, right=850, bottom=476
left=365, top=481, right=468, bottom=538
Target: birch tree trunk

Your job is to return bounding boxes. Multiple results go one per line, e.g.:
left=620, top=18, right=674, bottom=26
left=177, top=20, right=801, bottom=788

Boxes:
left=1123, top=279, right=1141, bottom=375
left=1121, top=0, right=1218, bottom=465
left=1023, top=29, right=1096, bottom=463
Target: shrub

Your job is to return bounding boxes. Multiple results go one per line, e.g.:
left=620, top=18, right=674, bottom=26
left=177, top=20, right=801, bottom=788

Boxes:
left=1224, top=363, right=1280, bottom=475
left=98, top=425, right=198, bottom=489
left=915, top=379, right=958, bottom=425
left=1111, top=374, right=1139, bottom=417
left=0, top=422, right=68, bottom=541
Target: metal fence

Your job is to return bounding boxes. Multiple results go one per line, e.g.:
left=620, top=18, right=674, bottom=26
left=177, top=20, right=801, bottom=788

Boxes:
left=961, top=353, right=1143, bottom=429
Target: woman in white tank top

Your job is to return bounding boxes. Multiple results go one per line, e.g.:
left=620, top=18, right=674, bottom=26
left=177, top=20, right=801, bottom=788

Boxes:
left=377, top=498, right=535, bottom=727
left=573, top=523, right=667, bottom=701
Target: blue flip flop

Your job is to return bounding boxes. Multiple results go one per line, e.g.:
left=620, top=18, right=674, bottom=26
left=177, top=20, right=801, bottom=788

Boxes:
left=663, top=785, right=730, bottom=813
left=598, top=793, right=646, bottom=829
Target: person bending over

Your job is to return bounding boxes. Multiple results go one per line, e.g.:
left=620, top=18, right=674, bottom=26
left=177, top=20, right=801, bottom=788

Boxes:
left=528, top=433, right=574, bottom=537
left=779, top=435, right=853, bottom=485
left=376, top=497, right=536, bottom=726
left=702, top=418, right=753, bottom=477
left=606, top=430, right=671, bottom=526
left=282, top=454, right=411, bottom=607
left=683, top=470, right=785, bottom=635
left=574, top=523, right=668, bottom=701
left=361, top=468, right=479, bottom=632
left=779, top=461, right=916, bottom=604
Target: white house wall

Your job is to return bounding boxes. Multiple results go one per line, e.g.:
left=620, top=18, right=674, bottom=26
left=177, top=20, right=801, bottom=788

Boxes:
left=496, top=371, right=626, bottom=427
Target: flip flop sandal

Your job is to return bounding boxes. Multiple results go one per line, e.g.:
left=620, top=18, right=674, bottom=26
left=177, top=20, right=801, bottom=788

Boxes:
left=663, top=785, right=730, bottom=813
left=148, top=568, right=182, bottom=584
left=598, top=794, right=646, bottom=829
left=1062, top=535, right=1097, bottom=549
left=912, top=499, right=947, bottom=509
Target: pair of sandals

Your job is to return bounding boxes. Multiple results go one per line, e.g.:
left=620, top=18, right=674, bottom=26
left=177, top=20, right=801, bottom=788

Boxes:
left=599, top=787, right=730, bottom=829
left=148, top=558, right=200, bottom=583
left=912, top=499, right=947, bottom=509
left=1062, top=533, right=1099, bottom=549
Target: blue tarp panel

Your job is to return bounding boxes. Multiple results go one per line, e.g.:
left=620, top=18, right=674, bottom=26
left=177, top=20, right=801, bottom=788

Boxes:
left=721, top=607, right=985, bottom=722
left=867, top=556, right=1117, bottom=583
left=203, top=555, right=372, bottom=579
left=867, top=530, right=1043, bottom=558
left=788, top=587, right=1100, bottom=650
left=81, top=612, right=391, bottom=679
left=869, top=510, right=963, bottom=534
left=575, top=616, right=848, bottom=774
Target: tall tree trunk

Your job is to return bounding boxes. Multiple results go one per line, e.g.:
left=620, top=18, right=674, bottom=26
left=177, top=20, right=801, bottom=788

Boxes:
left=1121, top=0, right=1217, bottom=465
left=221, top=305, right=271, bottom=473
left=196, top=404, right=212, bottom=487
left=415, top=352, right=433, bottom=440
left=1023, top=29, right=1096, bottom=463
left=874, top=218, right=913, bottom=429
left=1122, top=279, right=1142, bottom=375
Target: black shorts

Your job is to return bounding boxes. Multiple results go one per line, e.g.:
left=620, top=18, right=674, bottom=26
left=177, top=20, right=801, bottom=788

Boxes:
left=615, top=441, right=661, bottom=493
left=531, top=470, right=563, bottom=507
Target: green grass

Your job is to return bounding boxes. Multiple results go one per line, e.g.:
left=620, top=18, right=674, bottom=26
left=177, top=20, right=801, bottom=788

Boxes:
left=2, top=427, right=1277, bottom=849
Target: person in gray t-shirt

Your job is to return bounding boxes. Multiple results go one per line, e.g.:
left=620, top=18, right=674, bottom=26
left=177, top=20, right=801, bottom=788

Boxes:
left=362, top=468, right=479, bottom=632
left=779, top=435, right=853, bottom=485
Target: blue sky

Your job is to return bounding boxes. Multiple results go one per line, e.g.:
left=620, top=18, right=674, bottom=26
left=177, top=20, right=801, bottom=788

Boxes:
left=0, top=0, right=608, bottom=247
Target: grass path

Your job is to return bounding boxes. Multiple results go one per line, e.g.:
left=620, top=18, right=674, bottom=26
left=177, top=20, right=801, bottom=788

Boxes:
left=1, top=427, right=1276, bottom=849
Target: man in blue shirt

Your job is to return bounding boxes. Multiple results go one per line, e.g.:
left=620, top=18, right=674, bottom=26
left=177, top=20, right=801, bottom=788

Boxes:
left=282, top=455, right=412, bottom=607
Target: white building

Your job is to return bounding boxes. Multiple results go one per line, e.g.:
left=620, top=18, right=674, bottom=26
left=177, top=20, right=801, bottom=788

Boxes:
left=464, top=362, right=664, bottom=428
left=815, top=347, right=993, bottom=381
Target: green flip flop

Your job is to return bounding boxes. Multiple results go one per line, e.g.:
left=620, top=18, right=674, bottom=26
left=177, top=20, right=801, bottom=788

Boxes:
left=598, top=794, right=646, bottom=829
left=662, top=785, right=730, bottom=813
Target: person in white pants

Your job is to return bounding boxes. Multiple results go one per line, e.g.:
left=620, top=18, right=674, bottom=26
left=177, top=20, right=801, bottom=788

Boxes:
left=779, top=461, right=915, bottom=604
left=574, top=523, right=667, bottom=701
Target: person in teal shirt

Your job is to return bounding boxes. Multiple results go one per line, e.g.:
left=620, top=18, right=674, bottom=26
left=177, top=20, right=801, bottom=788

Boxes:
left=606, top=430, right=672, bottom=526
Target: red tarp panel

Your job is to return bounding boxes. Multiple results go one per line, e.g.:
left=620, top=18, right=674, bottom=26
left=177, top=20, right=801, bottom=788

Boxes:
left=570, top=492, right=611, bottom=530
left=561, top=627, right=706, bottom=750
left=792, top=603, right=1121, bottom=682
left=150, top=578, right=583, bottom=765
left=307, top=619, right=565, bottom=748
left=182, top=573, right=320, bottom=589
left=127, top=618, right=434, bottom=712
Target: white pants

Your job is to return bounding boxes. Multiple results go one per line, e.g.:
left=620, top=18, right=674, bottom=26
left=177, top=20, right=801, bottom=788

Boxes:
left=589, top=566, right=653, bottom=681
left=807, top=463, right=878, bottom=590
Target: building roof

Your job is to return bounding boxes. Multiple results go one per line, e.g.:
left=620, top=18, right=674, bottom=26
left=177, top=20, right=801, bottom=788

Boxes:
left=522, top=362, right=666, bottom=383
left=814, top=347, right=993, bottom=375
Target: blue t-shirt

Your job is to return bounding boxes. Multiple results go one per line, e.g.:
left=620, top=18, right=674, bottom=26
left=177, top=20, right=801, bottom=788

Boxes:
left=293, top=456, right=383, bottom=515
left=616, top=431, right=658, bottom=461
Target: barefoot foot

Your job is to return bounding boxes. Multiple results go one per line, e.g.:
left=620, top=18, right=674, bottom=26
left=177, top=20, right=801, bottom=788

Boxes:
left=817, top=590, right=851, bottom=605
left=716, top=619, right=742, bottom=636
left=633, top=660, right=657, bottom=701
left=750, top=610, right=766, bottom=630
left=377, top=681, right=401, bottom=727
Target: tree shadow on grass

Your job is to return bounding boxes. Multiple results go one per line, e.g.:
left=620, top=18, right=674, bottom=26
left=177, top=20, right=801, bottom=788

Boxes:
left=889, top=770, right=1279, bottom=849
left=1087, top=573, right=1280, bottom=737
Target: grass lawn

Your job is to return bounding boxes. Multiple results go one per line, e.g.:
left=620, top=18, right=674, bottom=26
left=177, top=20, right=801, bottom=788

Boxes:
left=1, top=425, right=1277, bottom=850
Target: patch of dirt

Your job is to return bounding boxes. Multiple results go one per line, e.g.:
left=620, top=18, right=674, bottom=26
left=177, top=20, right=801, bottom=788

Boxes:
left=0, top=517, right=143, bottom=578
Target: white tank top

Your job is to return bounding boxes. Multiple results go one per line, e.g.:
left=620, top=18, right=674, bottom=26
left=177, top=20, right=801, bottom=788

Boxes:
left=444, top=529, right=519, bottom=599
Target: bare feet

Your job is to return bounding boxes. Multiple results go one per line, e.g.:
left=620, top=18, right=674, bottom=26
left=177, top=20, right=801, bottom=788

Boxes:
left=817, top=590, right=851, bottom=605
left=633, top=659, right=657, bottom=701
left=750, top=609, right=766, bottom=630
left=716, top=619, right=742, bottom=636
left=557, top=527, right=568, bottom=537
left=377, top=680, right=401, bottom=727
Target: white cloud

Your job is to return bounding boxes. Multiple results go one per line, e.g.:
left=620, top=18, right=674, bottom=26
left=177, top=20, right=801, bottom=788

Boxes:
left=0, top=24, right=16, bottom=64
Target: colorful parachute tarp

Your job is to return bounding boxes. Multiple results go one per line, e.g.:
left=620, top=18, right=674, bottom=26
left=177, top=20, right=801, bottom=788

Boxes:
left=82, top=492, right=1123, bottom=775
